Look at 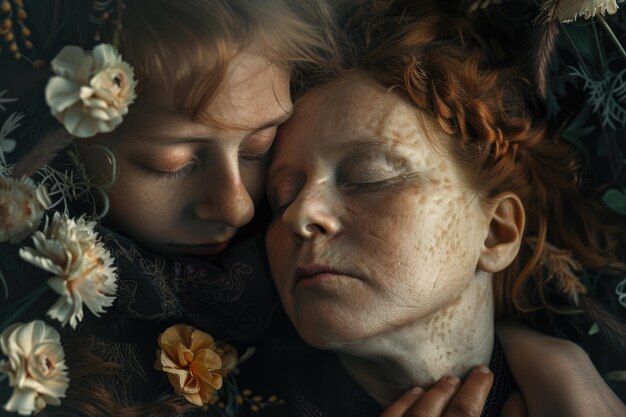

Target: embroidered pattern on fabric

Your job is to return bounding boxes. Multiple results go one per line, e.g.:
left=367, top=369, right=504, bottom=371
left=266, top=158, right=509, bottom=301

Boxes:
left=101, top=231, right=183, bottom=320
left=293, top=387, right=325, bottom=417
left=89, top=335, right=151, bottom=406
left=170, top=262, right=250, bottom=304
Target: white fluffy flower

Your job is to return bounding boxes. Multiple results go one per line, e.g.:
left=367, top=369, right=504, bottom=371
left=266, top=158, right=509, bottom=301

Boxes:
left=0, top=176, right=51, bottom=243
left=0, top=320, right=69, bottom=416
left=543, top=0, right=619, bottom=22
left=19, top=212, right=118, bottom=329
left=45, top=44, right=137, bottom=138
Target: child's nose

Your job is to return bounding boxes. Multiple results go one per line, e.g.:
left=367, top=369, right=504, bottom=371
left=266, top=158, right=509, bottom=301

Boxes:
left=193, top=167, right=254, bottom=228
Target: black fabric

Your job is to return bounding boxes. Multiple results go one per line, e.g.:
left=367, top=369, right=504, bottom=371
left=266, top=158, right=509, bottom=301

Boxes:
left=244, top=336, right=516, bottom=417
left=98, top=228, right=278, bottom=344
left=4, top=224, right=278, bottom=413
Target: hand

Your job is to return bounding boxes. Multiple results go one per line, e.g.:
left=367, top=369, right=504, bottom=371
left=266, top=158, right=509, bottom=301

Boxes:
left=497, top=320, right=626, bottom=417
left=381, top=365, right=516, bottom=417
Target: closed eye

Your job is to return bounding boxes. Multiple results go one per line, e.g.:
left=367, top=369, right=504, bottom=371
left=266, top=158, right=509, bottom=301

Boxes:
left=143, top=161, right=197, bottom=182
left=343, top=176, right=404, bottom=192
left=239, top=150, right=271, bottom=162
left=344, top=171, right=429, bottom=192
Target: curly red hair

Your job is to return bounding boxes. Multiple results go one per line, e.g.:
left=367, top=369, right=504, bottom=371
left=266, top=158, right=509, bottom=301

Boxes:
left=305, top=0, right=625, bottom=322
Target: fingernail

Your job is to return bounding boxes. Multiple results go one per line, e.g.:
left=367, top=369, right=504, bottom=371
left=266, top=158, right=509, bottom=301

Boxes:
left=410, top=386, right=424, bottom=395
left=475, top=365, right=491, bottom=374
left=445, top=375, right=461, bottom=385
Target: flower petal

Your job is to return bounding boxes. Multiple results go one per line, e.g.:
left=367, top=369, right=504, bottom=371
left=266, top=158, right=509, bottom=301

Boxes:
left=92, top=44, right=120, bottom=71
left=4, top=386, right=39, bottom=416
left=45, top=77, right=82, bottom=113
left=50, top=46, right=86, bottom=80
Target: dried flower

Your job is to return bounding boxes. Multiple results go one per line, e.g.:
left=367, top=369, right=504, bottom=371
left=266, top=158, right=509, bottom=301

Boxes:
left=45, top=44, right=137, bottom=138
left=542, top=0, right=619, bottom=23
left=19, top=212, right=118, bottom=328
left=155, top=324, right=238, bottom=406
left=0, top=320, right=69, bottom=416
left=0, top=176, right=50, bottom=243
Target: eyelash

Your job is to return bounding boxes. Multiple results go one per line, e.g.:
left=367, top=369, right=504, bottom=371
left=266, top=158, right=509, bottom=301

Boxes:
left=272, top=176, right=402, bottom=212
left=344, top=176, right=402, bottom=192
left=147, top=162, right=196, bottom=182
left=239, top=150, right=270, bottom=162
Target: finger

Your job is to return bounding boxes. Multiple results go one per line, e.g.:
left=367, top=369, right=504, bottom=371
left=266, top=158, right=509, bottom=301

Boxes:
left=404, top=375, right=461, bottom=417
left=443, top=365, right=494, bottom=417
left=380, top=387, right=425, bottom=417
left=500, top=391, right=527, bottom=417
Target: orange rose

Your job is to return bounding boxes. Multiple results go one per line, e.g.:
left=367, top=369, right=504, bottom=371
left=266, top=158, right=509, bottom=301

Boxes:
left=155, top=324, right=237, bottom=406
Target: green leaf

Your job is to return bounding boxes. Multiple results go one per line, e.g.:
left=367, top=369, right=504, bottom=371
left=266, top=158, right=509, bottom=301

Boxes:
left=563, top=125, right=596, bottom=142
left=562, top=107, right=594, bottom=155
left=562, top=25, right=598, bottom=64
left=588, top=322, right=600, bottom=335
left=603, top=188, right=626, bottom=215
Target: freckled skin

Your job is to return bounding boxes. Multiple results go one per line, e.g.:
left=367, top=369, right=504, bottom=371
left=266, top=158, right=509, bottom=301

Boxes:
left=266, top=75, right=496, bottom=404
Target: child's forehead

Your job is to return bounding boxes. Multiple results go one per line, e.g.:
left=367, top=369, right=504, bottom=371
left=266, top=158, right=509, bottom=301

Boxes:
left=117, top=63, right=293, bottom=139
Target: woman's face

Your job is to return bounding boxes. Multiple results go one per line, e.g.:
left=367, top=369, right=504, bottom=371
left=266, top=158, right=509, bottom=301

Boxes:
left=266, top=75, right=492, bottom=349
left=78, top=51, right=292, bottom=256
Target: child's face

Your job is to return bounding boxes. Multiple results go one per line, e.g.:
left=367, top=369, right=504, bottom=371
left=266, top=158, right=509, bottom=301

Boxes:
left=78, top=51, right=292, bottom=256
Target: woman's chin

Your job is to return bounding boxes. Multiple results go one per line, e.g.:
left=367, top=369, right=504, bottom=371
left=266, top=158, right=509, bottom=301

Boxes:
left=291, top=314, right=370, bottom=351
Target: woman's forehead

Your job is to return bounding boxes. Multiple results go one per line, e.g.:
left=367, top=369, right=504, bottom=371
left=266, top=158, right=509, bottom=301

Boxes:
left=286, top=75, right=438, bottom=151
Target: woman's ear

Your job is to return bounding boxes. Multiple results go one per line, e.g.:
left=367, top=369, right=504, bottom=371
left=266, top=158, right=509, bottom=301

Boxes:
left=478, top=192, right=525, bottom=273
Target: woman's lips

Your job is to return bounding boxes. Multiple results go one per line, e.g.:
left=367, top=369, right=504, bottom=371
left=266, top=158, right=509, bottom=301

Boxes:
left=293, top=264, right=351, bottom=289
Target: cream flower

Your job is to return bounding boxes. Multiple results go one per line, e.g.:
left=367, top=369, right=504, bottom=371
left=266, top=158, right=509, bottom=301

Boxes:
left=45, top=44, right=137, bottom=138
left=543, top=0, right=619, bottom=22
left=19, top=212, right=118, bottom=329
left=0, top=320, right=69, bottom=416
left=155, top=324, right=238, bottom=406
left=0, top=176, right=50, bottom=243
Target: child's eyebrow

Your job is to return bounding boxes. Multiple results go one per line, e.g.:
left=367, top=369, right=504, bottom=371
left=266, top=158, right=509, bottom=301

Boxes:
left=137, top=112, right=293, bottom=145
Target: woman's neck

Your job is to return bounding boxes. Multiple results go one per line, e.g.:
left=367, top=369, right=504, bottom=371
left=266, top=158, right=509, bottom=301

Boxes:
left=337, top=271, right=495, bottom=407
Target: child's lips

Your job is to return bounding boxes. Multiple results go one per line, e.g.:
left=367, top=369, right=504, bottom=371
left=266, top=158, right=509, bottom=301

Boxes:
left=168, top=239, right=232, bottom=255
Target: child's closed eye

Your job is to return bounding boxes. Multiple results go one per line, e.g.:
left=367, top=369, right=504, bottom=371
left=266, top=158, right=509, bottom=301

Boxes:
left=139, top=160, right=197, bottom=182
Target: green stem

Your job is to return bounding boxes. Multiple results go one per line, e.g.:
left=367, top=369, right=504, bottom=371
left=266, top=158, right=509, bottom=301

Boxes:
left=598, top=16, right=626, bottom=62
left=560, top=23, right=593, bottom=75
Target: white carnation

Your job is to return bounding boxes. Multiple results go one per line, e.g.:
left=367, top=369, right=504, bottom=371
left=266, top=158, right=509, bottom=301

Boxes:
left=0, top=176, right=50, bottom=243
left=544, top=0, right=619, bottom=22
left=0, top=320, right=69, bottom=416
left=45, top=44, right=137, bottom=138
left=19, top=212, right=118, bottom=329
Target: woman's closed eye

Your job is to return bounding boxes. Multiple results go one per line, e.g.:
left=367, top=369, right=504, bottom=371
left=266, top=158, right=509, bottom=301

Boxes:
left=344, top=175, right=405, bottom=191
left=338, top=152, right=425, bottom=192
left=339, top=159, right=406, bottom=190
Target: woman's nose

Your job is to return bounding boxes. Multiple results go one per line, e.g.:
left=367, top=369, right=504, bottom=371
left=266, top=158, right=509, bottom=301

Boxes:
left=193, top=167, right=255, bottom=228
left=282, top=184, right=341, bottom=240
